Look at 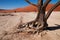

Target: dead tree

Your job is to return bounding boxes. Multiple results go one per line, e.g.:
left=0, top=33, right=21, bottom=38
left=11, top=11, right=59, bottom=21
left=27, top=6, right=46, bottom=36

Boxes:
left=18, top=0, right=60, bottom=33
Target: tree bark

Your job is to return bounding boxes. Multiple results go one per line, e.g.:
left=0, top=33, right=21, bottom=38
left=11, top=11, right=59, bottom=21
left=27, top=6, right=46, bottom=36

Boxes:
left=18, top=0, right=60, bottom=34
left=45, top=1, right=60, bottom=20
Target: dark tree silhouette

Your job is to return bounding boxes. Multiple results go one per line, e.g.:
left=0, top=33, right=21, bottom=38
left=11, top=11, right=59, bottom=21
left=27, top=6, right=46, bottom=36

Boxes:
left=18, top=0, right=60, bottom=34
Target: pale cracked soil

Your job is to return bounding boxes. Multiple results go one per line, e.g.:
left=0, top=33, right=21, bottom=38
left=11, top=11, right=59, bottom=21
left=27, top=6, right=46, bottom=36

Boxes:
left=0, top=12, right=60, bottom=40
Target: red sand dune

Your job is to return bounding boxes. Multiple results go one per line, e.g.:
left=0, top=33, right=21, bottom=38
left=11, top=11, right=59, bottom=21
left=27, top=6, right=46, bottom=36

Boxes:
left=0, top=4, right=60, bottom=13
left=46, top=4, right=60, bottom=11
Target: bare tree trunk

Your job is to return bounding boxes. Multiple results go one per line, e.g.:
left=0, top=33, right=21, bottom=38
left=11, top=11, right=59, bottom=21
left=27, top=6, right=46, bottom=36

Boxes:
left=18, top=0, right=60, bottom=34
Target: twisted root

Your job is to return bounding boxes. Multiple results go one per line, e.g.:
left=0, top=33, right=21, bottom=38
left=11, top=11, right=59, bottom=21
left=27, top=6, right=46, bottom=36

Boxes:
left=18, top=20, right=46, bottom=34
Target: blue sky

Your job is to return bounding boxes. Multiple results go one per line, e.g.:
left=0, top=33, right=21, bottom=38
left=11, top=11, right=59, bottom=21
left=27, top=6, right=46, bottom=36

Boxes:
left=0, top=0, right=59, bottom=9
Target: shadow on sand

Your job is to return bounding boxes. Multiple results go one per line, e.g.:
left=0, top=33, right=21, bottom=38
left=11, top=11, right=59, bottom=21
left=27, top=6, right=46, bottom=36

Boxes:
left=44, top=24, right=60, bottom=31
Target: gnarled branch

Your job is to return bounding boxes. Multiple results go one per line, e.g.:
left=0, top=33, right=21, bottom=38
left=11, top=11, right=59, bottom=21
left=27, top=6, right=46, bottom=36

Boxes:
left=25, top=0, right=38, bottom=7
left=45, top=1, right=60, bottom=20
left=38, top=0, right=43, bottom=6
left=42, top=0, right=51, bottom=8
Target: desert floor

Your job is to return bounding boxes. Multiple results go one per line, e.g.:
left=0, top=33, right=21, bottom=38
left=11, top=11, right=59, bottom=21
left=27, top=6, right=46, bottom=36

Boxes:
left=0, top=12, right=60, bottom=40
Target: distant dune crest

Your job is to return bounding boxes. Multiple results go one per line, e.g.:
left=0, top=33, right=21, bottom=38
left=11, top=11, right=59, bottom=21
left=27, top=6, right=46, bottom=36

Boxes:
left=0, top=4, right=60, bottom=13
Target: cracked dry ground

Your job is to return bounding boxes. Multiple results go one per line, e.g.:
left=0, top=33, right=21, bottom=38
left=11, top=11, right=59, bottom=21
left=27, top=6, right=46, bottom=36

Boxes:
left=0, top=12, right=60, bottom=40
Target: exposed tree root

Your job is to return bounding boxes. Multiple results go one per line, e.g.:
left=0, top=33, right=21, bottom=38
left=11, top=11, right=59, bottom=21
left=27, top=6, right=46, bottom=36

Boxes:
left=17, top=20, right=47, bottom=34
